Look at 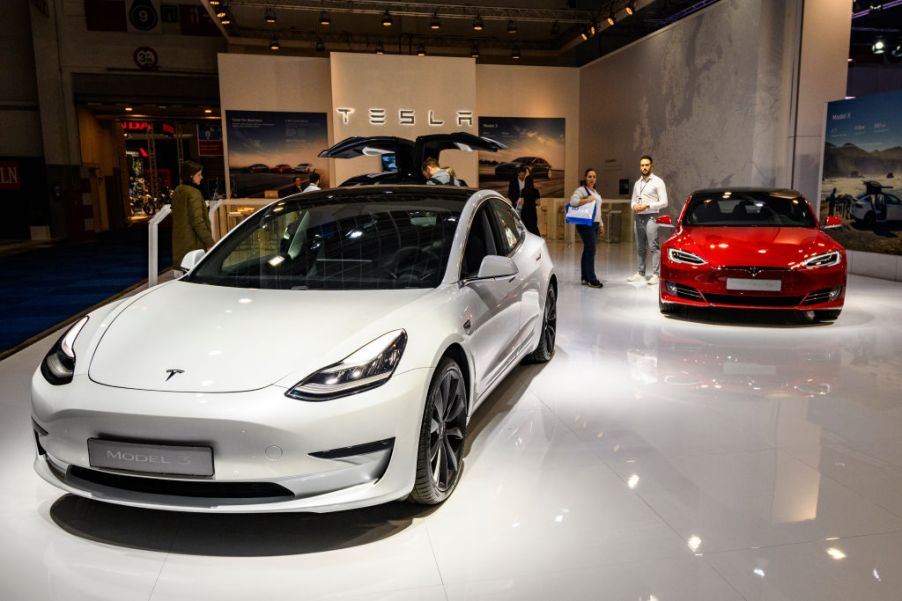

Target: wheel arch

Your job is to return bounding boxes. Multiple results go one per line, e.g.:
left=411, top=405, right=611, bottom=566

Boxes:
left=440, top=343, right=472, bottom=415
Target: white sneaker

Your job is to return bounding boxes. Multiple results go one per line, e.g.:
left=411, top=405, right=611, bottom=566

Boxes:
left=627, top=272, right=646, bottom=283
left=647, top=275, right=659, bottom=285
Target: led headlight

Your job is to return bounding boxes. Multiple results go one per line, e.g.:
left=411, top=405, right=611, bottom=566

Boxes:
left=40, top=316, right=89, bottom=385
left=801, top=251, right=841, bottom=268
left=286, top=330, right=407, bottom=401
left=667, top=248, right=707, bottom=265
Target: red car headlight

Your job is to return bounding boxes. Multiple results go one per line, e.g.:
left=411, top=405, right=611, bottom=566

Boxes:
left=667, top=248, right=707, bottom=265
left=800, top=251, right=841, bottom=268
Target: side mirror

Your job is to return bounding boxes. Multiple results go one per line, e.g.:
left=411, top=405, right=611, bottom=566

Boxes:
left=656, top=215, right=674, bottom=226
left=179, top=249, right=206, bottom=273
left=474, top=255, right=518, bottom=280
left=823, top=215, right=842, bottom=229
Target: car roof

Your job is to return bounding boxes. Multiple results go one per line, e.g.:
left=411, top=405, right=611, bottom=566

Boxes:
left=690, top=187, right=804, bottom=198
left=280, top=184, right=480, bottom=205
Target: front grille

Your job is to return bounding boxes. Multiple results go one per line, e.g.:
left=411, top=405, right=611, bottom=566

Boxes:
left=68, top=466, right=295, bottom=500
left=704, top=293, right=804, bottom=307
left=802, top=288, right=838, bottom=305
left=719, top=266, right=790, bottom=274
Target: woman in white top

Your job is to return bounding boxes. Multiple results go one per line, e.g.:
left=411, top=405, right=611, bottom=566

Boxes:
left=569, top=168, right=604, bottom=287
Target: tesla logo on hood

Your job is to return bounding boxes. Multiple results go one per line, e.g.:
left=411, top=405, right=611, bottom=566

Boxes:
left=165, top=368, right=185, bottom=381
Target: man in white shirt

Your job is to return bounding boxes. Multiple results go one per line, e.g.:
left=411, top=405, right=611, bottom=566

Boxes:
left=628, top=155, right=668, bottom=285
left=302, top=172, right=321, bottom=193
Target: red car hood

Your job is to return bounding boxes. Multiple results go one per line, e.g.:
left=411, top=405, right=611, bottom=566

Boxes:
left=670, top=227, right=841, bottom=268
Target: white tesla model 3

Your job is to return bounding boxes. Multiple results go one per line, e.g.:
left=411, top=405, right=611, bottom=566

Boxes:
left=31, top=185, right=556, bottom=513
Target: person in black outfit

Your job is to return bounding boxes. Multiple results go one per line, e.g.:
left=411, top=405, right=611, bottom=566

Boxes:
left=507, top=166, right=532, bottom=207
left=519, top=180, right=541, bottom=236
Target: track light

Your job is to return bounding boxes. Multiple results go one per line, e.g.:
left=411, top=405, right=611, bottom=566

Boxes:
left=607, top=11, right=616, bottom=26
left=580, top=27, right=589, bottom=41
left=216, top=7, right=227, bottom=18
left=269, top=37, right=280, bottom=51
left=589, top=21, right=597, bottom=36
left=626, top=1, right=636, bottom=16
left=507, top=20, right=518, bottom=35
left=471, top=43, right=480, bottom=58
left=416, top=43, right=426, bottom=57
left=316, top=38, right=325, bottom=52
left=319, top=10, right=331, bottom=26
left=473, top=14, right=483, bottom=31
left=220, top=13, right=231, bottom=25
left=430, top=13, right=441, bottom=30
left=512, top=45, right=520, bottom=60
left=209, top=0, right=221, bottom=6
left=381, top=10, right=393, bottom=27
left=873, top=37, right=886, bottom=54
left=870, top=2, right=884, bottom=9
left=264, top=7, right=276, bottom=24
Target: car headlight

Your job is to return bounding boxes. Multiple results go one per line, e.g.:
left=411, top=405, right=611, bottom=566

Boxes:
left=801, top=251, right=841, bottom=268
left=667, top=248, right=707, bottom=265
left=286, top=330, right=407, bottom=401
left=40, top=316, right=89, bottom=385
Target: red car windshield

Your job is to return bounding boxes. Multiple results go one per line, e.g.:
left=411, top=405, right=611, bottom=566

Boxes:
left=684, top=192, right=816, bottom=227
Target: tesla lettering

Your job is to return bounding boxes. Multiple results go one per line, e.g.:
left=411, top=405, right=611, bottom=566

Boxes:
left=335, top=108, right=473, bottom=127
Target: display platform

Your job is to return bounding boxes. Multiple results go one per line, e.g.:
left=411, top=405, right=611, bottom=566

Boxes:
left=2, top=242, right=902, bottom=601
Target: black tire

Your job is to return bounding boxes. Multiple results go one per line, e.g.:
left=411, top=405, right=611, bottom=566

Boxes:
left=524, top=285, right=556, bottom=363
left=816, top=309, right=842, bottom=322
left=410, top=358, right=468, bottom=505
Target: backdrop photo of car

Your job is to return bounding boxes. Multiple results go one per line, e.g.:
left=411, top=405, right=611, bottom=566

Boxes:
left=478, top=117, right=565, bottom=198
left=819, top=89, right=902, bottom=256
left=226, top=110, right=329, bottom=197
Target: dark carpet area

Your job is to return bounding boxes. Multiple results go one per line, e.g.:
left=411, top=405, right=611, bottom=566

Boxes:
left=0, top=226, right=171, bottom=357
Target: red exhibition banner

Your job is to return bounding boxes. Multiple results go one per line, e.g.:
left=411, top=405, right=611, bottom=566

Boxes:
left=0, top=160, right=21, bottom=191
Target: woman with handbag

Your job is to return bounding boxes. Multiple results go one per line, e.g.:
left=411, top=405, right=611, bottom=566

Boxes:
left=568, top=168, right=604, bottom=288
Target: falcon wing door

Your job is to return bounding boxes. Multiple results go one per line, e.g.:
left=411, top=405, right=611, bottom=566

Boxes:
left=415, top=133, right=506, bottom=166
left=319, top=136, right=417, bottom=178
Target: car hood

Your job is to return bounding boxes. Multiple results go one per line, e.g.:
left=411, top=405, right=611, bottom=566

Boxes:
left=88, top=282, right=432, bottom=393
left=672, top=227, right=841, bottom=267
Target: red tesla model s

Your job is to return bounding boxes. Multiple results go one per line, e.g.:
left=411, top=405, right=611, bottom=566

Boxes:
left=658, top=188, right=846, bottom=321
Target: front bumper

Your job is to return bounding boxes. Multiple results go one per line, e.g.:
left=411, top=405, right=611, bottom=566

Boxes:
left=31, top=368, right=431, bottom=513
left=660, top=262, right=846, bottom=310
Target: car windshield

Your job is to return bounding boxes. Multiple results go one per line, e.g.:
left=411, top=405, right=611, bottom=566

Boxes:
left=683, top=191, right=816, bottom=227
left=185, top=194, right=463, bottom=290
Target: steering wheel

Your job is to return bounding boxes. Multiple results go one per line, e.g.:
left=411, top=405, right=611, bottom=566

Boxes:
left=385, top=249, right=441, bottom=282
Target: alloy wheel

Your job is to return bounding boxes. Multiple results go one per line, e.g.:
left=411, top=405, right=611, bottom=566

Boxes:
left=427, top=368, right=467, bottom=491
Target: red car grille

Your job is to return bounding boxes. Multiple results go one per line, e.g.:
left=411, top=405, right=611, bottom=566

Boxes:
left=703, top=293, right=804, bottom=307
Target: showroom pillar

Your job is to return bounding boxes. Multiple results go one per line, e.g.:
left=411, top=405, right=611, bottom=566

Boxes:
left=29, top=0, right=86, bottom=240
left=787, top=0, right=852, bottom=204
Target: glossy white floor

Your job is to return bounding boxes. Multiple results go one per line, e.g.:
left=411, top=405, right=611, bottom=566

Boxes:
left=3, top=240, right=902, bottom=601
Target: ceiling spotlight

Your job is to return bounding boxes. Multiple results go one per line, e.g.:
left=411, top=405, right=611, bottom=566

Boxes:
left=316, top=38, right=326, bottom=52
left=215, top=7, right=227, bottom=18
left=220, top=13, right=232, bottom=25
left=512, top=45, right=521, bottom=60
left=381, top=10, right=393, bottom=27
left=416, top=43, right=426, bottom=57
left=269, top=37, right=280, bottom=51
left=471, top=43, right=480, bottom=58
left=209, top=0, right=221, bottom=6
left=430, top=12, right=441, bottom=30
left=870, top=2, right=884, bottom=9
left=607, top=11, right=616, bottom=26
left=204, top=108, right=213, bottom=114
left=264, top=7, right=276, bottom=24
left=890, top=41, right=902, bottom=60
left=375, top=41, right=385, bottom=55
left=589, top=21, right=597, bottom=36
left=626, top=1, right=636, bottom=16
left=319, top=10, right=331, bottom=26
left=580, top=27, right=589, bottom=41
left=473, top=14, right=484, bottom=31
left=507, top=20, right=518, bottom=35
left=124, top=106, right=133, bottom=112
left=873, top=37, right=886, bottom=54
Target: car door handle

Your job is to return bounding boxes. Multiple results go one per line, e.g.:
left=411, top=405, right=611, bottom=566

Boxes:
left=535, top=252, right=542, bottom=262
left=463, top=319, right=472, bottom=331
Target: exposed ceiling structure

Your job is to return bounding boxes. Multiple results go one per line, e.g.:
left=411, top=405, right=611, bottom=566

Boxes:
left=203, top=0, right=723, bottom=66
left=849, top=1, right=902, bottom=65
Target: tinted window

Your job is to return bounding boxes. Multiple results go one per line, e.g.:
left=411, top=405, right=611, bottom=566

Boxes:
left=684, top=192, right=816, bottom=227
left=186, top=196, right=462, bottom=289
left=461, top=205, right=500, bottom=278
left=489, top=198, right=525, bottom=253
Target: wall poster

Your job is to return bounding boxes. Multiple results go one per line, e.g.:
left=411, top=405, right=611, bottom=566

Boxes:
left=478, top=117, right=565, bottom=198
left=820, top=89, right=902, bottom=256
left=225, top=110, right=329, bottom=198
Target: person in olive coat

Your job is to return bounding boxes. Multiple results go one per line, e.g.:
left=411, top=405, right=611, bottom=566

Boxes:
left=171, top=160, right=215, bottom=268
